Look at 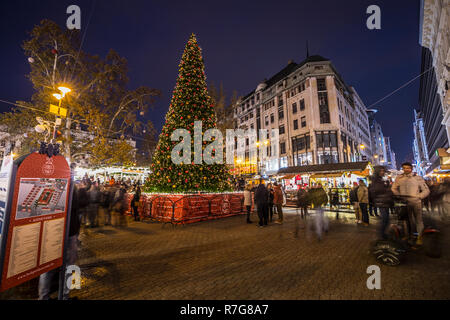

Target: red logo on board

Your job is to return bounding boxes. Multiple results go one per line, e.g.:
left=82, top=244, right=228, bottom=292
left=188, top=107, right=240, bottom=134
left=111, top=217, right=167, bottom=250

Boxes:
left=42, top=158, right=55, bottom=175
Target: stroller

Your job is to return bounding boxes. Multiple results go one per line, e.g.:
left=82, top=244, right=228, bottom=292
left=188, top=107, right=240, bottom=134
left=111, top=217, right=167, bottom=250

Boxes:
left=372, top=196, right=442, bottom=266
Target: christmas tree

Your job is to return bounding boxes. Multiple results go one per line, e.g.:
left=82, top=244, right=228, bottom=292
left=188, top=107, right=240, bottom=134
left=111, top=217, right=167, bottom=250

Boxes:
left=145, top=34, right=232, bottom=193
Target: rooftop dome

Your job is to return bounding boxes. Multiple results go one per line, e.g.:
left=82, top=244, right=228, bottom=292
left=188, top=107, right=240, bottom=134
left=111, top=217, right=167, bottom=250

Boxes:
left=256, top=82, right=267, bottom=91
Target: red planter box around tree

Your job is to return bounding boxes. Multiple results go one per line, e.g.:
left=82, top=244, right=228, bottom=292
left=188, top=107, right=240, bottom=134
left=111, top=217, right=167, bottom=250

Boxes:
left=127, top=193, right=247, bottom=224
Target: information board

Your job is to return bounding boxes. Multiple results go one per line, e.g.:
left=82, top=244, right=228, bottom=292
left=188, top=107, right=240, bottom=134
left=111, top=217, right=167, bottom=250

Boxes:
left=0, top=153, right=71, bottom=292
left=0, top=154, right=13, bottom=244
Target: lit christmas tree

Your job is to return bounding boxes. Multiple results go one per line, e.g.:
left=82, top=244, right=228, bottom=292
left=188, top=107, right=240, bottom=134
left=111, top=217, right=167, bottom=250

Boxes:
left=145, top=34, right=232, bottom=193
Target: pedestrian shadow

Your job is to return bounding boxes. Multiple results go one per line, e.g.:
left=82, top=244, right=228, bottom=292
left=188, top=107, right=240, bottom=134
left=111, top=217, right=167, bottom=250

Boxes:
left=93, top=228, right=118, bottom=236
left=78, top=260, right=121, bottom=292
left=122, top=227, right=155, bottom=235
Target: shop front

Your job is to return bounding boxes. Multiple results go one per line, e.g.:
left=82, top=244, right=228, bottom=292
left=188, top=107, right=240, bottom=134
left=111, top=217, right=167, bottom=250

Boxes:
left=277, top=162, right=373, bottom=206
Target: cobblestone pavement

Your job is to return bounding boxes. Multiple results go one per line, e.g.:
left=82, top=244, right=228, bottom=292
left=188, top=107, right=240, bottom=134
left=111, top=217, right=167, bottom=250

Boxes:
left=1, top=208, right=450, bottom=300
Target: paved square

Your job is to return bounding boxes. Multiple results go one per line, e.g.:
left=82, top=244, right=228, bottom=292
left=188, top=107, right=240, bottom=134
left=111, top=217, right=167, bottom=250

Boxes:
left=1, top=209, right=449, bottom=300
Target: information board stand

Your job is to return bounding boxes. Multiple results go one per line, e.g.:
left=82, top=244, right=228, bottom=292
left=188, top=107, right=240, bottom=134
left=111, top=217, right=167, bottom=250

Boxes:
left=0, top=152, right=72, bottom=293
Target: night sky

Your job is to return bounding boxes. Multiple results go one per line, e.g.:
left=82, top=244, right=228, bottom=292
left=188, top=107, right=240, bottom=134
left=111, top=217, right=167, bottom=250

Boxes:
left=0, top=0, right=422, bottom=164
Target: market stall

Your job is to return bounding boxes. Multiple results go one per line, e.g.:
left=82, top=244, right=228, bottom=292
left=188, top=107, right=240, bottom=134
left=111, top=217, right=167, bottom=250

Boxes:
left=277, top=162, right=373, bottom=207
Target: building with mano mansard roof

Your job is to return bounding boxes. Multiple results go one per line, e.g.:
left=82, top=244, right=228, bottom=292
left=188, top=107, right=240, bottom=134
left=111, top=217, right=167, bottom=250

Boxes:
left=232, top=54, right=383, bottom=176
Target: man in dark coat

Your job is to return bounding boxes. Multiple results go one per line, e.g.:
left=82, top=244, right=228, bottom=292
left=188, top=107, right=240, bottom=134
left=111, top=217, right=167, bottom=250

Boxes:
left=296, top=187, right=309, bottom=219
left=368, top=166, right=394, bottom=240
left=254, top=181, right=269, bottom=227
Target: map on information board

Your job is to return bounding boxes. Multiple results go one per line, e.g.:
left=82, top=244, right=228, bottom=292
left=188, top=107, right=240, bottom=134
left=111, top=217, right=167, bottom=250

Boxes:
left=15, top=178, right=68, bottom=220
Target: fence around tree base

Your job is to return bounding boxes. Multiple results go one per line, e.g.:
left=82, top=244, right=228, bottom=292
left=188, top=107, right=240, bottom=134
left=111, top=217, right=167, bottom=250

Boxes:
left=126, top=193, right=246, bottom=224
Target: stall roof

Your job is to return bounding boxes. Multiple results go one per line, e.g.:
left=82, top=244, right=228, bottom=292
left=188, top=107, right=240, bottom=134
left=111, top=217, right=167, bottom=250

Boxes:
left=277, top=162, right=370, bottom=175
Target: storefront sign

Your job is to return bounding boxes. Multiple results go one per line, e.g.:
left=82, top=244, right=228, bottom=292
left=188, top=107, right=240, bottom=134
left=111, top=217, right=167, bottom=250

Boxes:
left=0, top=153, right=71, bottom=292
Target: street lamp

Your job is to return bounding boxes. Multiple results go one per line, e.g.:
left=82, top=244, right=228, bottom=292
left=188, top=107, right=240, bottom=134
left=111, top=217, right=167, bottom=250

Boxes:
left=36, top=86, right=72, bottom=144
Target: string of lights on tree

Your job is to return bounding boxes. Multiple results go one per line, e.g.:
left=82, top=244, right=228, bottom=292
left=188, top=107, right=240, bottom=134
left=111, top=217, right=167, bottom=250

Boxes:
left=145, top=34, right=232, bottom=193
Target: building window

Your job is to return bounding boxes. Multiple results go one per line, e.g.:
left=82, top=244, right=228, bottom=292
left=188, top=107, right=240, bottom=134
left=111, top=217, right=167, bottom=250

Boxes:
left=280, top=142, right=286, bottom=154
left=270, top=113, right=274, bottom=124
left=292, top=103, right=297, bottom=114
left=278, top=95, right=283, bottom=106
left=293, top=135, right=310, bottom=152
left=301, top=116, right=306, bottom=128
left=279, top=125, right=285, bottom=135
left=265, top=115, right=269, bottom=126
left=317, top=78, right=327, bottom=91
left=318, top=92, right=330, bottom=124
left=278, top=107, right=284, bottom=120
left=316, top=131, right=338, bottom=148
left=293, top=119, right=298, bottom=130
left=299, top=99, right=305, bottom=111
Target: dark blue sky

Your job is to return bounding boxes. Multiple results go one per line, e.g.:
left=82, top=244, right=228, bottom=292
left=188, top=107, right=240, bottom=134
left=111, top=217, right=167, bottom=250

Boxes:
left=0, top=0, right=421, bottom=163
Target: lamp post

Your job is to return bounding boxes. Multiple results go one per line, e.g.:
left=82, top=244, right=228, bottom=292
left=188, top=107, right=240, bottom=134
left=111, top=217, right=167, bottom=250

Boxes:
left=35, top=86, right=71, bottom=155
left=50, top=86, right=71, bottom=143
left=358, top=144, right=366, bottom=161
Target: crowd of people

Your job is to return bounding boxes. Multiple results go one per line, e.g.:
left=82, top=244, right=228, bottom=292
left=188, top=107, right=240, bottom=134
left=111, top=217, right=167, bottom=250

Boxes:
left=77, top=176, right=142, bottom=228
left=38, top=175, right=142, bottom=300
left=241, top=162, right=449, bottom=244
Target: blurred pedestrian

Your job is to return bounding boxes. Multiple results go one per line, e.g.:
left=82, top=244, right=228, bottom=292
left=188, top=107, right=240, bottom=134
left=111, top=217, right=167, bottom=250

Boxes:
left=296, top=187, right=309, bottom=219
left=131, top=185, right=141, bottom=221
left=329, top=189, right=339, bottom=219
left=309, top=184, right=329, bottom=241
left=369, top=166, right=394, bottom=240
left=349, top=181, right=360, bottom=224
left=255, top=181, right=269, bottom=228
left=273, top=182, right=284, bottom=224
left=87, top=182, right=101, bottom=228
left=112, top=184, right=128, bottom=227
left=99, top=184, right=111, bottom=226
left=38, top=180, right=88, bottom=300
left=267, top=183, right=274, bottom=222
left=243, top=185, right=253, bottom=224
left=357, top=180, right=369, bottom=226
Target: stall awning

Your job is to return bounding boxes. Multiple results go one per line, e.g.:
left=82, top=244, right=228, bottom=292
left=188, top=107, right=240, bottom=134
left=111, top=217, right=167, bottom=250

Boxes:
left=279, top=174, right=296, bottom=179
left=310, top=173, right=343, bottom=179
left=277, top=162, right=370, bottom=175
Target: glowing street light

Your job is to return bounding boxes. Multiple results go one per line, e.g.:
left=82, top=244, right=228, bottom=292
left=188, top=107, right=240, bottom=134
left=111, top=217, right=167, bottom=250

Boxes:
left=57, top=86, right=71, bottom=97
left=53, top=93, right=63, bottom=100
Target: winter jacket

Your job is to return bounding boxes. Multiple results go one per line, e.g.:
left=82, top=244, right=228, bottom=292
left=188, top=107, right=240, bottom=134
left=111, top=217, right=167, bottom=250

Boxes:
left=243, top=190, right=252, bottom=206
left=254, top=184, right=269, bottom=206
left=296, top=189, right=309, bottom=207
left=368, top=176, right=394, bottom=208
left=69, top=185, right=89, bottom=236
left=357, top=185, right=369, bottom=204
left=309, top=187, right=328, bottom=208
left=268, top=189, right=274, bottom=205
left=349, top=186, right=359, bottom=203
left=329, top=191, right=339, bottom=206
left=391, top=173, right=430, bottom=201
left=273, top=185, right=283, bottom=205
